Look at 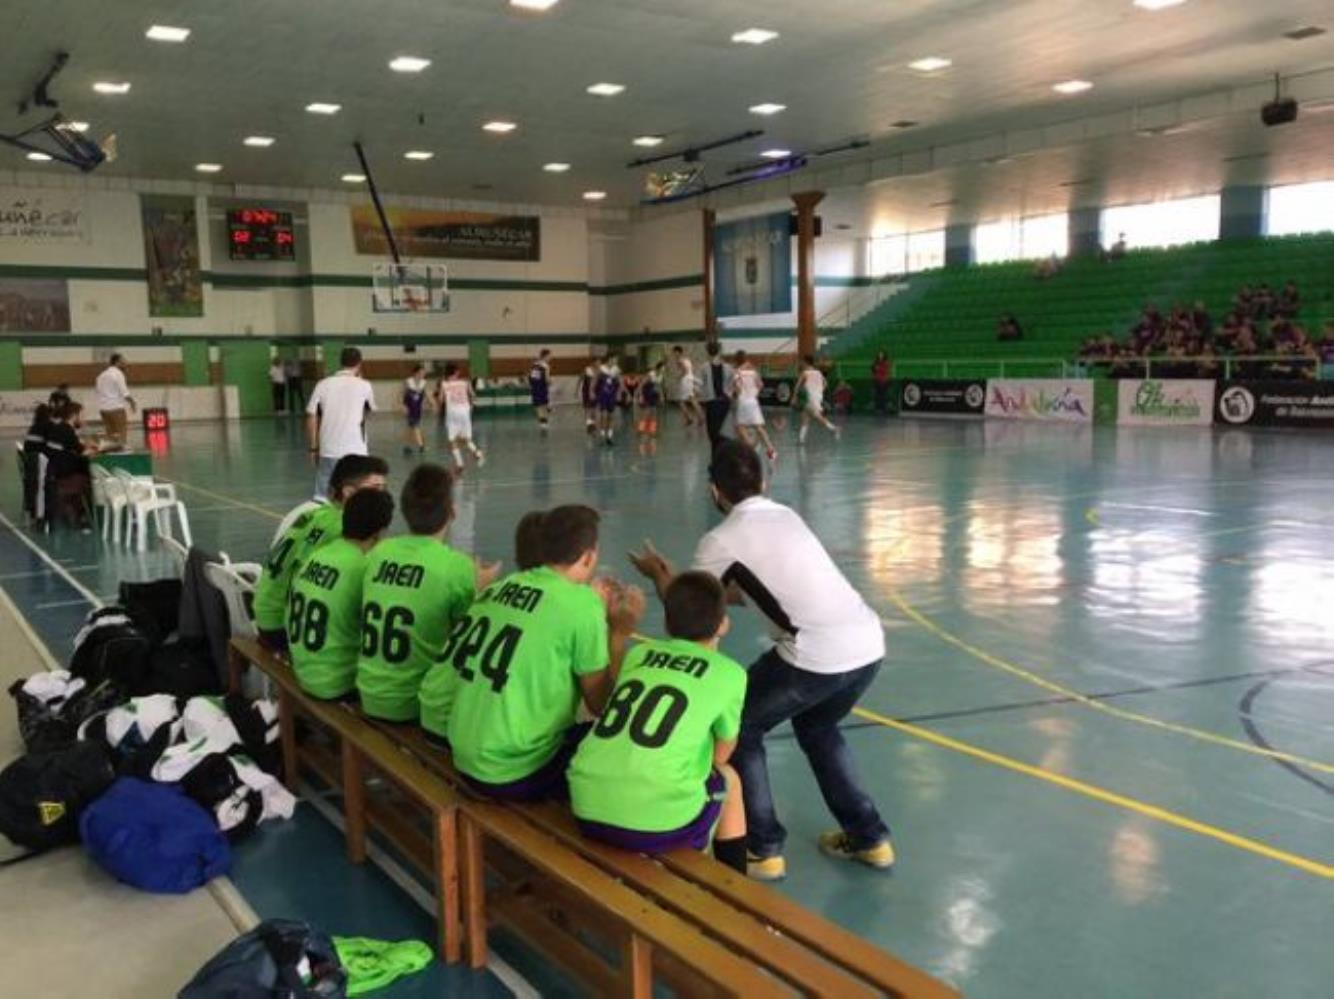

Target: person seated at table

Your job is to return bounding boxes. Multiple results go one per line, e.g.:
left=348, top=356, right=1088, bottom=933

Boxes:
left=43, top=401, right=97, bottom=531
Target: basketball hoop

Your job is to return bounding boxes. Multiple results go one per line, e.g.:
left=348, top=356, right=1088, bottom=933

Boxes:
left=372, top=261, right=449, bottom=313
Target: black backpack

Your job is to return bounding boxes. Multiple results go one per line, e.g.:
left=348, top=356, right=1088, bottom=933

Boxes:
left=0, top=741, right=116, bottom=852
left=70, top=607, right=154, bottom=695
left=9, top=674, right=128, bottom=754
left=119, top=578, right=184, bottom=648
left=178, top=919, right=347, bottom=999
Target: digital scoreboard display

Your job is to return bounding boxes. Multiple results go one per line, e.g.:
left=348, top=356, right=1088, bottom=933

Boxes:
left=227, top=208, right=296, bottom=261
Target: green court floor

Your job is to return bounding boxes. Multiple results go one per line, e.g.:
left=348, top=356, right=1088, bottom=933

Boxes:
left=3, top=410, right=1332, bottom=997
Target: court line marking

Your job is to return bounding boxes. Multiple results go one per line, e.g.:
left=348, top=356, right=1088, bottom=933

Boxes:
left=158, top=477, right=286, bottom=520
left=0, top=511, right=103, bottom=605
left=851, top=706, right=1334, bottom=880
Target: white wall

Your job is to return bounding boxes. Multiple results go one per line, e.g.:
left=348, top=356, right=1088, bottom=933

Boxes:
left=600, top=211, right=703, bottom=337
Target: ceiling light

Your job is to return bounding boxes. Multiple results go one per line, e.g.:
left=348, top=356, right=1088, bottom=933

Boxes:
left=586, top=82, right=625, bottom=97
left=731, top=28, right=779, bottom=45
left=1053, top=79, right=1094, bottom=95
left=404, top=150, right=434, bottom=160
left=341, top=173, right=366, bottom=183
left=761, top=149, right=793, bottom=159
left=57, top=121, right=89, bottom=133
left=194, top=163, right=222, bottom=173
left=1133, top=0, right=1186, bottom=9
left=511, top=0, right=561, bottom=9
left=583, top=191, right=607, bottom=201
left=908, top=57, right=952, bottom=72
left=748, top=103, right=786, bottom=116
left=389, top=56, right=431, bottom=73
left=145, top=25, right=191, bottom=43
left=93, top=81, right=131, bottom=95
left=305, top=102, right=341, bottom=115
left=1284, top=25, right=1326, bottom=40
left=483, top=120, right=517, bottom=133
left=26, top=151, right=53, bottom=162
left=244, top=135, right=275, bottom=147
left=890, top=119, right=919, bottom=129
left=633, top=135, right=664, bottom=147
left=543, top=162, right=571, bottom=173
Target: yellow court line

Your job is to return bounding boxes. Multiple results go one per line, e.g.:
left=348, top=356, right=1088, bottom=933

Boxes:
left=851, top=706, right=1334, bottom=880
left=162, top=477, right=285, bottom=521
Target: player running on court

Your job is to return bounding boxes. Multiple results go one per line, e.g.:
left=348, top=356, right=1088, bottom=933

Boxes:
left=672, top=345, right=704, bottom=428
left=402, top=363, right=430, bottom=456
left=796, top=354, right=839, bottom=444
left=440, top=363, right=485, bottom=472
left=636, top=363, right=663, bottom=440
left=529, top=349, right=552, bottom=433
left=732, top=351, right=777, bottom=462
left=595, top=355, right=622, bottom=446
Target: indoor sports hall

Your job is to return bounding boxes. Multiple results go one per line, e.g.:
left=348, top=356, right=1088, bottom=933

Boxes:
left=2, top=3, right=1332, bottom=998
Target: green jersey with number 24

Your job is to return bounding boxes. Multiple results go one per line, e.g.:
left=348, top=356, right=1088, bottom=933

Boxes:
left=253, top=501, right=342, bottom=631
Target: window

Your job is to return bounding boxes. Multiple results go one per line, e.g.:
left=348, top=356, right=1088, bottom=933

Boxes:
left=973, top=213, right=1068, bottom=264
left=1100, top=195, right=1220, bottom=250
left=1265, top=181, right=1334, bottom=236
left=867, top=229, right=944, bottom=276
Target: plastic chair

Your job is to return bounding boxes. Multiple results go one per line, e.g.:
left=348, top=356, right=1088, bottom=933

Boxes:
left=113, top=467, right=192, bottom=553
left=204, top=560, right=268, bottom=698
left=160, top=535, right=189, bottom=577
left=90, top=465, right=131, bottom=544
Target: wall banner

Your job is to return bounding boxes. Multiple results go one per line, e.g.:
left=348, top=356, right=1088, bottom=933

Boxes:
left=0, top=188, right=88, bottom=243
left=985, top=379, right=1093, bottom=423
left=351, top=206, right=541, bottom=261
left=1117, top=379, right=1216, bottom=427
left=141, top=195, right=204, bottom=317
left=0, top=278, right=71, bottom=332
left=714, top=212, right=792, bottom=317
left=900, top=379, right=986, bottom=416
left=1215, top=381, right=1334, bottom=429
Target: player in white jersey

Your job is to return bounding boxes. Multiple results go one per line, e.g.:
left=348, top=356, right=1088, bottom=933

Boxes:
left=731, top=351, right=777, bottom=462
left=440, top=362, right=485, bottom=471
left=672, top=345, right=704, bottom=428
left=796, top=354, right=839, bottom=444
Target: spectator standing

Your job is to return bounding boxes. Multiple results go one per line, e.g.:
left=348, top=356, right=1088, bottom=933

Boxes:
left=94, top=353, right=136, bottom=447
left=284, top=357, right=305, bottom=413
left=870, top=351, right=892, bottom=415
left=701, top=341, right=735, bottom=449
left=269, top=358, right=287, bottom=413
left=306, top=347, right=377, bottom=498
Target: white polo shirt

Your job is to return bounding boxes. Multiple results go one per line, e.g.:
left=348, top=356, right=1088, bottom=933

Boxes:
left=94, top=366, right=130, bottom=411
left=306, top=369, right=376, bottom=459
left=692, top=496, right=885, bottom=674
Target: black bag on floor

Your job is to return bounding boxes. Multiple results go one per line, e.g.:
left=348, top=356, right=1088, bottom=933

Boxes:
left=10, top=675, right=128, bottom=754
left=70, top=607, right=153, bottom=695
left=0, top=741, right=116, bottom=851
left=147, top=639, right=225, bottom=699
left=119, top=579, right=183, bottom=648
left=178, top=919, right=347, bottom=999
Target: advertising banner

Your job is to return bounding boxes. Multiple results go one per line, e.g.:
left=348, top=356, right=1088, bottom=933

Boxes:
left=985, top=379, right=1093, bottom=423
left=141, top=195, right=204, bottom=317
left=1117, top=379, right=1216, bottom=427
left=0, top=188, right=88, bottom=243
left=0, top=278, right=70, bottom=331
left=1215, top=381, right=1334, bottom=429
left=899, top=379, right=986, bottom=417
left=714, top=212, right=792, bottom=317
left=351, top=206, right=540, bottom=261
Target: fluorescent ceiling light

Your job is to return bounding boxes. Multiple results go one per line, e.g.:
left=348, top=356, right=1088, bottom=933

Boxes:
left=586, top=82, right=625, bottom=97
left=511, top=0, right=560, bottom=10
left=26, top=151, right=53, bottom=162
left=908, top=56, right=952, bottom=72
left=748, top=103, right=786, bottom=116
left=93, top=81, right=131, bottom=95
left=146, top=25, right=191, bottom=43
left=1052, top=79, right=1094, bottom=94
left=389, top=56, right=431, bottom=73
left=243, top=135, right=275, bottom=147
left=341, top=173, right=366, bottom=183
left=761, top=149, right=793, bottom=159
left=483, top=120, right=517, bottom=133
left=583, top=191, right=607, bottom=201
left=305, top=102, right=341, bottom=115
left=633, top=135, right=664, bottom=147
left=58, top=121, right=89, bottom=133
left=732, top=28, right=778, bottom=45
left=543, top=162, right=571, bottom=173
left=194, top=163, right=222, bottom=173
left=404, top=150, right=434, bottom=160
left=1133, top=0, right=1186, bottom=10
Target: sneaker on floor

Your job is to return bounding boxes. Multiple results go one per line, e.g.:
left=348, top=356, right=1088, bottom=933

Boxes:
left=475, top=450, right=486, bottom=467
left=746, top=852, right=787, bottom=882
left=818, top=831, right=895, bottom=870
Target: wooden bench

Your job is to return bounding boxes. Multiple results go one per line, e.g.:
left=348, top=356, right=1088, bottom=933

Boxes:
left=229, top=636, right=959, bottom=998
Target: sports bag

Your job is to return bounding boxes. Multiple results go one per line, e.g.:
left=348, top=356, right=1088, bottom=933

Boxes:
left=70, top=607, right=153, bottom=695
left=178, top=919, right=347, bottom=999
left=119, top=578, right=183, bottom=647
left=0, top=741, right=116, bottom=851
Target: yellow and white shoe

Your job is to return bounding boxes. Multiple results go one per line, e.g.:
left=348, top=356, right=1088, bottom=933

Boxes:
left=818, top=831, right=895, bottom=870
left=746, top=853, right=787, bottom=882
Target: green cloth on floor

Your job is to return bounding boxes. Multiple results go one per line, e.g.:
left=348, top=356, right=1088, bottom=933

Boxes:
left=331, top=936, right=432, bottom=996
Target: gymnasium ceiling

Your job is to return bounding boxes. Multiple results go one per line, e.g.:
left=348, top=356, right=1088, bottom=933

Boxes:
left=2, top=0, right=1333, bottom=229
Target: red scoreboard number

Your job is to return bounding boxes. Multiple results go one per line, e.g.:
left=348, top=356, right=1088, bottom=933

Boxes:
left=143, top=407, right=170, bottom=431
left=227, top=208, right=296, bottom=261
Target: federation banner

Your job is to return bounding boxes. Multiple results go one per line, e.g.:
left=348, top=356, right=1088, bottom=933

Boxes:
left=714, top=213, right=792, bottom=317
left=900, top=379, right=986, bottom=417
left=1117, top=379, right=1216, bottom=427
left=1215, top=381, right=1334, bottom=429
left=351, top=206, right=540, bottom=261
left=985, top=379, right=1093, bottom=423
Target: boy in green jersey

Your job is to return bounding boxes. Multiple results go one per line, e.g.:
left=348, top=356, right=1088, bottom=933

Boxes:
left=288, top=489, right=394, bottom=700
left=569, top=571, right=748, bottom=872
left=432, top=505, right=643, bottom=800
left=255, top=454, right=389, bottom=652
left=358, top=464, right=501, bottom=722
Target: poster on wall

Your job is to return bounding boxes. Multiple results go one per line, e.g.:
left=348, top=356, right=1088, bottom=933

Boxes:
left=0, top=278, right=71, bottom=332
left=714, top=213, right=792, bottom=317
left=350, top=206, right=540, bottom=261
left=985, top=379, right=1093, bottom=422
left=141, top=194, right=204, bottom=317
left=1215, top=381, right=1334, bottom=429
left=0, top=188, right=88, bottom=243
left=1117, top=379, right=1215, bottom=427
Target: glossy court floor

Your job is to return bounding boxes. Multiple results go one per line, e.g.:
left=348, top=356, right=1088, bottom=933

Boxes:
left=2, top=409, right=1331, bottom=998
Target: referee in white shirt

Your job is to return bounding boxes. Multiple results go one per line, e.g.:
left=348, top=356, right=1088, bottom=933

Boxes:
left=306, top=347, right=377, bottom=497
left=631, top=439, right=893, bottom=880
left=94, top=353, right=136, bottom=446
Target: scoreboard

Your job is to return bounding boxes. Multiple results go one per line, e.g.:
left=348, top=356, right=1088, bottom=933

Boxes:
left=227, top=208, right=296, bottom=260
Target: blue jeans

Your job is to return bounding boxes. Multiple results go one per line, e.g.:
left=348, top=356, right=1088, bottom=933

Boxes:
left=313, top=457, right=339, bottom=499
left=735, top=649, right=890, bottom=858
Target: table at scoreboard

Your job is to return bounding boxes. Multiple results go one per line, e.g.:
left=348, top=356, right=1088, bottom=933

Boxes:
left=228, top=208, right=296, bottom=260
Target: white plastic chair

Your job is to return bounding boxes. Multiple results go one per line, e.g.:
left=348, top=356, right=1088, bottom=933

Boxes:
left=112, top=467, right=192, bottom=553
left=160, top=535, right=189, bottom=577
left=204, top=560, right=267, bottom=697
left=90, top=465, right=131, bottom=544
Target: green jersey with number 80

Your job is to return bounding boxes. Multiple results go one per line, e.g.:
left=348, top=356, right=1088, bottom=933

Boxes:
left=253, top=501, right=342, bottom=631
left=569, top=637, right=746, bottom=832
left=356, top=535, right=476, bottom=722
left=435, top=567, right=608, bottom=784
left=288, top=537, right=370, bottom=699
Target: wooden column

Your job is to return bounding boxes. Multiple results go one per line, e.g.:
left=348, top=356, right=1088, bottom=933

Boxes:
left=702, top=208, right=717, bottom=338
left=792, top=191, right=824, bottom=360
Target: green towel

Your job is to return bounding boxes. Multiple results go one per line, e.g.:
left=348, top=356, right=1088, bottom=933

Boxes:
left=331, top=936, right=432, bottom=996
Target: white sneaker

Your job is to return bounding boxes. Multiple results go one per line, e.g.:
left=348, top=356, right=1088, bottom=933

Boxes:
left=475, top=450, right=486, bottom=467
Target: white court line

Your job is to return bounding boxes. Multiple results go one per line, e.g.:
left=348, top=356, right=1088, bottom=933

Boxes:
left=35, top=597, right=102, bottom=610
left=0, top=584, right=60, bottom=670
left=0, top=564, right=100, bottom=581
left=1101, top=502, right=1217, bottom=517
left=0, top=511, right=103, bottom=606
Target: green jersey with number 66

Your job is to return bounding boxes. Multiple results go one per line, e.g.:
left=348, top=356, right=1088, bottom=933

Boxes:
left=288, top=537, right=370, bottom=699
left=436, top=567, right=608, bottom=784
left=253, top=501, right=342, bottom=631
left=356, top=535, right=476, bottom=722
left=569, top=637, right=746, bottom=832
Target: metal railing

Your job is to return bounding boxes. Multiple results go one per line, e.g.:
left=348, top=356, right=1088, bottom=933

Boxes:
left=823, top=353, right=1327, bottom=382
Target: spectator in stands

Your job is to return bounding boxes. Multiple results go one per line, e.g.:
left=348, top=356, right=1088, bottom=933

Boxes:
left=1105, top=233, right=1128, bottom=262
left=997, top=314, right=1024, bottom=341
left=832, top=380, right=854, bottom=415
left=1276, top=280, right=1301, bottom=319
left=870, top=351, right=892, bottom=415
left=1254, top=283, right=1275, bottom=320
left=1033, top=253, right=1062, bottom=280
left=1234, top=285, right=1256, bottom=319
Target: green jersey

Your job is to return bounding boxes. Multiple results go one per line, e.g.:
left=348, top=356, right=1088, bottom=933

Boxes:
left=441, top=567, right=608, bottom=784
left=356, top=535, right=476, bottom=722
left=569, top=638, right=746, bottom=832
left=253, top=501, right=342, bottom=631
left=287, top=537, right=369, bottom=699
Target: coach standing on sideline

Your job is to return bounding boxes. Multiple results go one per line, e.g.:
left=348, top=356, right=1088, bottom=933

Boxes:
left=94, top=353, right=136, bottom=447
left=629, top=440, right=893, bottom=880
left=307, top=346, right=377, bottom=498
left=700, top=340, right=735, bottom=449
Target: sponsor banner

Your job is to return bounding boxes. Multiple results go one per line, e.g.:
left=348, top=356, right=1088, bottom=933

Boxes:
left=1117, top=379, right=1215, bottom=427
left=351, top=206, right=540, bottom=261
left=714, top=213, right=792, bottom=317
left=0, top=188, right=88, bottom=243
left=900, top=379, right=986, bottom=416
left=141, top=195, right=204, bottom=317
left=0, top=277, right=70, bottom=332
left=985, top=379, right=1093, bottom=423
left=1215, top=381, right=1334, bottom=429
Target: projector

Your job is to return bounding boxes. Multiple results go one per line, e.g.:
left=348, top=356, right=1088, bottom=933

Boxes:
left=1261, top=97, right=1298, bottom=127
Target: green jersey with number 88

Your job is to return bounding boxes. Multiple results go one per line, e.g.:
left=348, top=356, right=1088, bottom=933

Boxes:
left=288, top=537, right=370, bottom=699
left=437, top=567, right=608, bottom=784
left=356, top=535, right=476, bottom=722
left=253, top=502, right=342, bottom=631
left=569, top=637, right=746, bottom=832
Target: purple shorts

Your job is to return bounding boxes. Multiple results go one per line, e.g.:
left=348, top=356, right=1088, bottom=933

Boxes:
left=258, top=627, right=289, bottom=653
left=577, top=769, right=726, bottom=853
left=462, top=724, right=590, bottom=803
